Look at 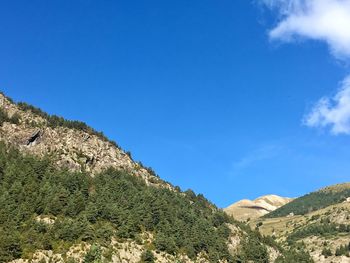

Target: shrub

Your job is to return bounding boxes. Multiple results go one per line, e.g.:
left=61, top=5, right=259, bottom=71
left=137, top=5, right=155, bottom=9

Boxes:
left=83, top=245, right=102, bottom=263
left=321, top=248, right=332, bottom=258
left=140, top=250, right=155, bottom=263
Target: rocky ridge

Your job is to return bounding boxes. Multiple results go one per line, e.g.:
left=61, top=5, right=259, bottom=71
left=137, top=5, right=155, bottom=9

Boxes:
left=0, top=93, right=168, bottom=188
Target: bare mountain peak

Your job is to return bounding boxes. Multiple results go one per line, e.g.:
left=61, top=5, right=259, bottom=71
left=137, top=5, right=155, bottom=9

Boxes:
left=224, top=194, right=293, bottom=221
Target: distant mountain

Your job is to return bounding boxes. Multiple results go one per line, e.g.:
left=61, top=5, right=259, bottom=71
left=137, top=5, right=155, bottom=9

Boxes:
left=0, top=92, right=312, bottom=263
left=254, top=184, right=350, bottom=263
left=224, top=195, right=293, bottom=221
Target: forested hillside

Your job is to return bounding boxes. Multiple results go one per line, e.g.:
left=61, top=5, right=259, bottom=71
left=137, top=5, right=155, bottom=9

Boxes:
left=254, top=183, right=350, bottom=263
left=0, top=93, right=314, bottom=262
left=265, top=184, right=350, bottom=218
left=0, top=141, right=284, bottom=263
left=0, top=142, right=228, bottom=261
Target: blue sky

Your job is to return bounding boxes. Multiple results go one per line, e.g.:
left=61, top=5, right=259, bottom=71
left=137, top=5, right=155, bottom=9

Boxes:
left=1, top=0, right=350, bottom=207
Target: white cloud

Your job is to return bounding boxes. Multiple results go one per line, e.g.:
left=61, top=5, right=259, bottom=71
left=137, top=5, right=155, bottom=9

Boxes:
left=304, top=76, right=350, bottom=134
left=261, top=0, right=350, bottom=60
left=259, top=0, right=350, bottom=134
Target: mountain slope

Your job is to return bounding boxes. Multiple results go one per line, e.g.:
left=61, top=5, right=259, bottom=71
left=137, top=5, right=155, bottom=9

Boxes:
left=0, top=93, right=311, bottom=263
left=0, top=143, right=235, bottom=262
left=0, top=93, right=168, bottom=188
left=254, top=184, right=350, bottom=263
left=264, top=183, right=350, bottom=218
left=224, top=195, right=293, bottom=221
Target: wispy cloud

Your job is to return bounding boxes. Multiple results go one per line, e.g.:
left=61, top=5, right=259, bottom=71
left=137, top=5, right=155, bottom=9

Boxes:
left=233, top=144, right=282, bottom=169
left=259, top=0, right=350, bottom=135
left=304, top=76, right=350, bottom=134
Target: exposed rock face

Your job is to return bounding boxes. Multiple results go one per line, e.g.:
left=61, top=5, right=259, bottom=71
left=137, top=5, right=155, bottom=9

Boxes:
left=0, top=93, right=167, bottom=187
left=224, top=194, right=293, bottom=221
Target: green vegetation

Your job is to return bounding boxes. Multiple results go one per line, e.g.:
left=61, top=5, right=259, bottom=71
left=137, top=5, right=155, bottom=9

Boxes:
left=83, top=245, right=102, bottom=263
left=140, top=250, right=155, bottom=263
left=0, top=142, right=251, bottom=262
left=0, top=107, right=21, bottom=126
left=238, top=235, right=269, bottom=263
left=265, top=186, right=350, bottom=218
left=321, top=247, right=332, bottom=258
left=287, top=222, right=350, bottom=243
left=275, top=248, right=314, bottom=263
left=320, top=243, right=350, bottom=258
left=273, top=240, right=314, bottom=263
left=335, top=243, right=350, bottom=257
left=232, top=220, right=303, bottom=262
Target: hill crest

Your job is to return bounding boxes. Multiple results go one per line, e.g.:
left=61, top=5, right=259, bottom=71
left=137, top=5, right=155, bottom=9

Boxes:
left=0, top=92, right=168, bottom=188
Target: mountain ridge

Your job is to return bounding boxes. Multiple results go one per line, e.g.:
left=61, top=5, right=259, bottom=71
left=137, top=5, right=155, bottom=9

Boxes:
left=0, top=92, right=171, bottom=190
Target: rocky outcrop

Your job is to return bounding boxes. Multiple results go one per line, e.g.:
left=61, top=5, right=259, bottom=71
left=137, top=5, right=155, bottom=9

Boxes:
left=26, top=129, right=42, bottom=146
left=0, top=93, right=168, bottom=188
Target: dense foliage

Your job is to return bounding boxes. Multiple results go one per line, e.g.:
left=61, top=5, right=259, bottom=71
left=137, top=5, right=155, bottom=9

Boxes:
left=321, top=247, right=332, bottom=258
left=83, top=245, right=102, bottom=263
left=287, top=222, right=350, bottom=243
left=275, top=248, right=314, bottom=263
left=140, top=250, right=155, bottom=263
left=265, top=187, right=350, bottom=218
left=0, top=143, right=243, bottom=262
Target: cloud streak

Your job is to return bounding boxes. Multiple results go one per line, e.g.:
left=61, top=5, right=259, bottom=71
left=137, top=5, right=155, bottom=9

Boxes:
left=233, top=144, right=282, bottom=169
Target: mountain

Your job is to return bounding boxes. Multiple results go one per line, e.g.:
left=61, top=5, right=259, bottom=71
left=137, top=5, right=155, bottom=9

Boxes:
left=224, top=195, right=293, bottom=221
left=253, top=184, right=350, bottom=263
left=0, top=92, right=313, bottom=263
